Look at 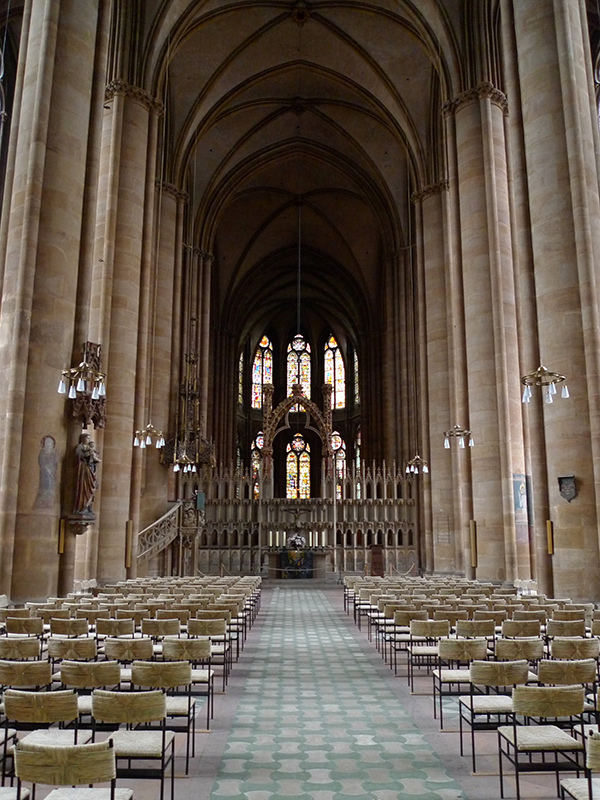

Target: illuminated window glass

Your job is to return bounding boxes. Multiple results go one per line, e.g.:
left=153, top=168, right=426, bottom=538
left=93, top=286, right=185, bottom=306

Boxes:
left=355, top=427, right=361, bottom=498
left=354, top=350, right=360, bottom=405
left=287, top=334, right=311, bottom=410
left=324, top=335, right=345, bottom=409
left=251, top=431, right=264, bottom=499
left=332, top=431, right=346, bottom=499
left=251, top=336, right=273, bottom=409
left=238, top=353, right=244, bottom=405
left=286, top=433, right=310, bottom=499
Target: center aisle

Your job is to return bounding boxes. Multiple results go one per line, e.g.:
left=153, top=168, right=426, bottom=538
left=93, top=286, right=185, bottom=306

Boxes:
left=209, top=585, right=464, bottom=800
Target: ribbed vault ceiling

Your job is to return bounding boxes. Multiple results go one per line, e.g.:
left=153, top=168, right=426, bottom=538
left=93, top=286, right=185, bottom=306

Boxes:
left=142, top=0, right=460, bottom=347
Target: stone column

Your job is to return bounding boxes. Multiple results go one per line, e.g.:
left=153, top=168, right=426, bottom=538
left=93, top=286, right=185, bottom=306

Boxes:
left=128, top=107, right=160, bottom=579
left=90, top=80, right=162, bottom=585
left=500, top=0, right=551, bottom=593
left=512, top=0, right=600, bottom=599
left=138, top=182, right=184, bottom=531
left=0, top=0, right=103, bottom=600
left=441, top=107, right=474, bottom=578
left=199, top=252, right=213, bottom=436
left=445, top=81, right=526, bottom=583
left=415, top=183, right=452, bottom=573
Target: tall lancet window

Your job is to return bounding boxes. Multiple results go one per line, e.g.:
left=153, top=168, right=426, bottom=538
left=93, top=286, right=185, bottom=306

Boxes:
left=251, top=336, right=273, bottom=409
left=251, top=431, right=263, bottom=499
left=332, top=431, right=346, bottom=499
left=324, top=335, right=345, bottom=408
left=238, top=353, right=244, bottom=405
left=287, top=334, right=311, bottom=410
left=354, top=350, right=360, bottom=405
left=286, top=433, right=310, bottom=499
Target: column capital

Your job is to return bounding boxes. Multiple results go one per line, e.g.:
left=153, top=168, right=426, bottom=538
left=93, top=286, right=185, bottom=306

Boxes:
left=442, top=81, right=508, bottom=117
left=157, top=180, right=188, bottom=203
left=411, top=180, right=449, bottom=204
left=105, top=80, right=164, bottom=115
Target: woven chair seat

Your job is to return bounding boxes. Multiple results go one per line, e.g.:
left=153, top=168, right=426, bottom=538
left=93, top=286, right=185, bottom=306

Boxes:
left=109, top=729, right=174, bottom=758
left=18, top=730, right=92, bottom=748
left=190, top=668, right=213, bottom=683
left=388, top=633, right=411, bottom=642
left=45, top=789, right=133, bottom=800
left=459, top=694, right=513, bottom=713
left=0, top=788, right=29, bottom=800
left=498, top=724, right=584, bottom=751
left=76, top=696, right=92, bottom=714
left=165, top=696, right=196, bottom=716
left=0, top=728, right=16, bottom=744
left=436, top=668, right=472, bottom=683
left=409, top=644, right=439, bottom=656
left=560, top=777, right=600, bottom=800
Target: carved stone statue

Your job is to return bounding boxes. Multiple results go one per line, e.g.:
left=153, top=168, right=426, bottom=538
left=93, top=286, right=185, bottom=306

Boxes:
left=74, top=432, right=101, bottom=516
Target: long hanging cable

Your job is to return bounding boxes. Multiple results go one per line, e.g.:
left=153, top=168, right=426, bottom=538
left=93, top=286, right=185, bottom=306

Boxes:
left=297, top=200, right=301, bottom=335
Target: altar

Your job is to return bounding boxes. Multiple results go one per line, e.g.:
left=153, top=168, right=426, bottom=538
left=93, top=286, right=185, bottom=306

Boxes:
left=267, top=548, right=329, bottom=579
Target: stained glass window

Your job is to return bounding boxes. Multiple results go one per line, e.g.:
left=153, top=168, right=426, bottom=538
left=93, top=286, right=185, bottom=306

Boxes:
left=332, top=431, right=346, bottom=499
left=324, top=335, right=345, bottom=408
left=354, top=350, right=360, bottom=405
left=287, top=334, right=311, bottom=411
left=286, top=433, right=310, bottom=499
left=251, top=431, right=264, bottom=499
left=251, top=336, right=273, bottom=409
left=238, top=353, right=244, bottom=405
left=355, top=428, right=361, bottom=499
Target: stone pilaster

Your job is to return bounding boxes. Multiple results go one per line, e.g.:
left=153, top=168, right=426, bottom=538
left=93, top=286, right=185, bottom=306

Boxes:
left=90, top=79, right=162, bottom=584
left=414, top=183, right=452, bottom=573
left=0, top=0, right=103, bottom=600
left=512, top=0, right=600, bottom=599
left=444, top=81, right=526, bottom=583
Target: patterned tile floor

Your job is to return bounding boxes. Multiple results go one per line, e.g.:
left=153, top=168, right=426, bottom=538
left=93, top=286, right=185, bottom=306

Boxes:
left=112, top=583, right=560, bottom=800
left=210, top=586, right=464, bottom=800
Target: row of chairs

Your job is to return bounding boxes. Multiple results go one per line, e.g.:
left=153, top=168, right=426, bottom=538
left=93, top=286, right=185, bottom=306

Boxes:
left=0, top=576, right=262, bottom=800
left=348, top=576, right=600, bottom=800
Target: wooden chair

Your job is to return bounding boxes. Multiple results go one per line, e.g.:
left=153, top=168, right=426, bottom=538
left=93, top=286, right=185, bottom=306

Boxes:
left=91, top=689, right=175, bottom=800
left=14, top=739, right=131, bottom=800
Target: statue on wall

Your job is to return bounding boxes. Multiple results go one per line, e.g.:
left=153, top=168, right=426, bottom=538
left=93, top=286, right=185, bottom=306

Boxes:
left=74, top=432, right=101, bottom=516
left=33, top=435, right=58, bottom=510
